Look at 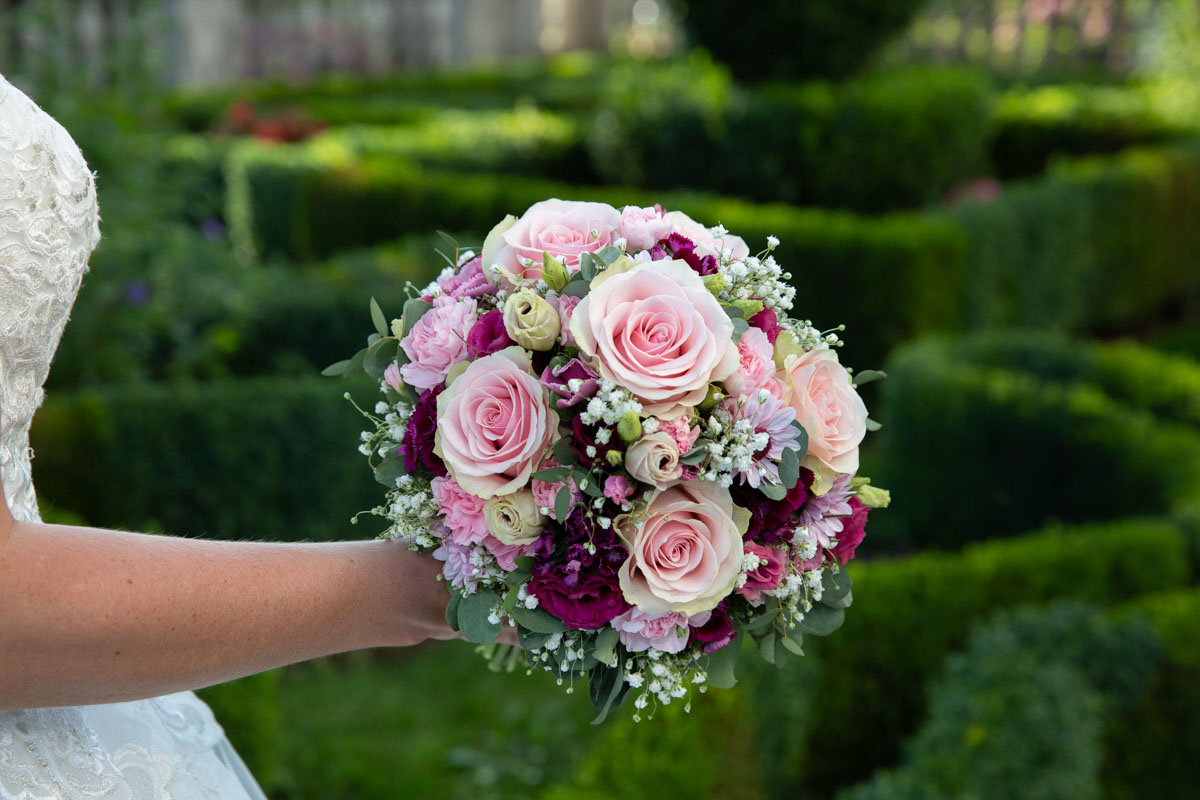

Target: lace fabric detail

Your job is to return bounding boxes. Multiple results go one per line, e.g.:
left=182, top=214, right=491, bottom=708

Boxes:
left=0, top=74, right=266, bottom=800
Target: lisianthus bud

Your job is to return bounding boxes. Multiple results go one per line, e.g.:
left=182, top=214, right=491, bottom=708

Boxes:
left=625, top=431, right=682, bottom=489
left=483, top=490, right=546, bottom=545
left=732, top=298, right=764, bottom=319
left=503, top=288, right=561, bottom=351
left=773, top=330, right=804, bottom=370
left=390, top=318, right=404, bottom=340
left=606, top=449, right=625, bottom=467
left=699, top=384, right=724, bottom=411
left=617, top=411, right=642, bottom=443
left=541, top=252, right=569, bottom=292
left=702, top=272, right=726, bottom=296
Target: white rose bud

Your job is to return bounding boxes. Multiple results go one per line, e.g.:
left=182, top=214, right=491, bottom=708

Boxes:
left=483, top=489, right=546, bottom=545
left=503, top=288, right=561, bottom=351
left=625, top=431, right=683, bottom=489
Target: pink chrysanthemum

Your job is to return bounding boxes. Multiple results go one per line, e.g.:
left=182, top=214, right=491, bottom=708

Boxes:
left=726, top=391, right=803, bottom=488
left=798, top=474, right=855, bottom=549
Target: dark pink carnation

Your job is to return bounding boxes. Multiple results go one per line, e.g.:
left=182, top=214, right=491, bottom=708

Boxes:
left=737, top=542, right=787, bottom=603
left=689, top=598, right=737, bottom=654
left=660, top=232, right=718, bottom=276
left=402, top=386, right=447, bottom=477
left=466, top=309, right=514, bottom=357
left=831, top=497, right=869, bottom=565
left=749, top=307, right=782, bottom=344
left=439, top=255, right=496, bottom=299
left=528, top=567, right=630, bottom=630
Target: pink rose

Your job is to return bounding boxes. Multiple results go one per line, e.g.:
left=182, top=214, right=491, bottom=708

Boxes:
left=482, top=199, right=622, bottom=283
left=663, top=210, right=749, bottom=260
left=610, top=608, right=705, bottom=654
left=737, top=542, right=787, bottom=604
left=434, top=347, right=560, bottom=499
left=570, top=259, right=739, bottom=417
left=724, top=326, right=785, bottom=399
left=618, top=481, right=747, bottom=615
left=618, top=205, right=673, bottom=252
left=399, top=295, right=478, bottom=391
left=431, top=476, right=490, bottom=546
left=384, top=362, right=403, bottom=393
left=784, top=349, right=868, bottom=475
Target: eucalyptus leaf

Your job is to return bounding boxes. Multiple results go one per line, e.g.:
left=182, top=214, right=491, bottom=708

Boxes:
left=680, top=446, right=709, bottom=466
left=742, top=603, right=780, bottom=634
left=822, top=569, right=853, bottom=605
left=589, top=661, right=628, bottom=725
left=369, top=297, right=388, bottom=338
left=367, top=332, right=381, bottom=346
left=592, top=627, right=620, bottom=667
left=346, top=346, right=368, bottom=376
left=553, top=438, right=579, bottom=466
left=444, top=591, right=462, bottom=632
left=790, top=421, right=809, bottom=460
left=561, top=280, right=592, bottom=300
left=704, top=636, right=742, bottom=689
left=759, top=481, right=788, bottom=501
left=866, top=418, right=883, bottom=432
left=532, top=466, right=571, bottom=483
left=457, top=589, right=502, bottom=644
left=595, top=246, right=622, bottom=265
left=757, top=629, right=777, bottom=665
left=517, top=627, right=551, bottom=651
left=797, top=604, right=845, bottom=637
left=400, top=298, right=434, bottom=339
left=779, top=446, right=800, bottom=489
left=853, top=369, right=887, bottom=387
left=578, top=251, right=597, bottom=281
left=731, top=317, right=750, bottom=337
left=780, top=633, right=805, bottom=656
left=555, top=485, right=572, bottom=523
left=363, top=337, right=399, bottom=380
left=321, top=359, right=352, bottom=377
left=723, top=304, right=745, bottom=320
left=503, top=587, right=520, bottom=613
left=511, top=605, right=567, bottom=634
left=373, top=457, right=406, bottom=488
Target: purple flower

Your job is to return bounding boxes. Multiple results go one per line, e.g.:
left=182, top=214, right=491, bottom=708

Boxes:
left=570, top=415, right=620, bottom=468
left=466, top=310, right=514, bottom=357
left=401, top=386, right=447, bottom=477
left=731, top=468, right=812, bottom=544
left=799, top=474, right=855, bottom=550
left=540, top=358, right=600, bottom=410
left=439, top=255, right=497, bottom=300
left=528, top=565, right=630, bottom=630
left=689, top=598, right=737, bottom=653
left=658, top=232, right=718, bottom=276
left=724, top=393, right=804, bottom=489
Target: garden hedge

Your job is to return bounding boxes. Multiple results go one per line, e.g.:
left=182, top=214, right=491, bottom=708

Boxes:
left=875, top=336, right=1200, bottom=549
left=796, top=516, right=1195, bottom=796
left=29, top=375, right=384, bottom=543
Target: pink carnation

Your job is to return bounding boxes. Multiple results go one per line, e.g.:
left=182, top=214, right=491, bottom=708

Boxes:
left=384, top=362, right=402, bottom=393
left=431, top=476, right=490, bottom=546
left=725, top=326, right=784, bottom=399
left=531, top=455, right=578, bottom=521
left=433, top=540, right=480, bottom=593
left=481, top=537, right=537, bottom=571
left=611, top=608, right=708, bottom=654
left=604, top=474, right=634, bottom=505
left=399, top=295, right=478, bottom=391
left=656, top=415, right=700, bottom=457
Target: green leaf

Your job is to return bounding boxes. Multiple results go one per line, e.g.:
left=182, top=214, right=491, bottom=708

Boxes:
left=853, top=369, right=887, bottom=387
left=797, top=604, right=845, bottom=637
left=779, top=446, right=800, bottom=489
left=369, top=297, right=388, bottom=338
left=705, top=637, right=742, bottom=689
left=346, top=346, right=368, bottom=376
left=578, top=251, right=598, bottom=282
left=574, top=468, right=604, bottom=498
left=865, top=417, right=883, bottom=432
left=444, top=591, right=462, bottom=632
left=592, top=627, right=619, bottom=667
left=511, top=605, right=567, bottom=634
left=680, top=446, right=709, bottom=466
left=400, top=298, right=434, bottom=339
left=822, top=569, right=853, bottom=606
left=457, top=589, right=502, bottom=644
left=742, top=603, right=780, bottom=634
left=561, top=280, right=591, bottom=300
left=595, top=246, right=622, bottom=265
left=723, top=304, right=746, bottom=321
left=532, top=466, right=572, bottom=483
left=757, top=629, right=777, bottom=665
left=321, top=359, right=352, bottom=377
left=435, top=230, right=460, bottom=252
left=589, top=661, right=628, bottom=725
left=363, top=337, right=400, bottom=380
left=731, top=317, right=750, bottom=337
left=373, top=457, right=406, bottom=487
left=502, top=587, right=521, bottom=613
left=555, top=484, right=572, bottom=523
left=553, top=438, right=579, bottom=466
left=759, top=481, right=787, bottom=501
left=517, top=627, right=551, bottom=651
left=780, top=632, right=804, bottom=656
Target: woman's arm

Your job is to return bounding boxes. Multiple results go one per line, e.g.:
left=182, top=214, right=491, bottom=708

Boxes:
left=0, top=485, right=459, bottom=709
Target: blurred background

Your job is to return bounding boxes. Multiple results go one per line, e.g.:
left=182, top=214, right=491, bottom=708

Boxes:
left=3, top=0, right=1200, bottom=797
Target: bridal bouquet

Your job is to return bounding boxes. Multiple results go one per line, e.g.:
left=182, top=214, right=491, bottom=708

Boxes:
left=328, top=200, right=888, bottom=721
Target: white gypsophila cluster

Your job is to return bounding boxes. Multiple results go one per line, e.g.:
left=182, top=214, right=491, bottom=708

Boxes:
left=716, top=235, right=796, bottom=312
left=462, top=545, right=508, bottom=592
left=525, top=631, right=592, bottom=693
left=627, top=649, right=708, bottom=721
left=699, top=404, right=770, bottom=488
left=735, top=550, right=769, bottom=590
left=580, top=379, right=643, bottom=426
left=516, top=582, right=539, bottom=610
left=382, top=474, right=442, bottom=549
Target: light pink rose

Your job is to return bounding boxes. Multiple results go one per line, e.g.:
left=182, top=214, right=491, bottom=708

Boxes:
left=554, top=294, right=581, bottom=347
left=784, top=348, right=868, bottom=475
left=434, top=347, right=560, bottom=499
left=618, top=205, right=673, bottom=252
left=610, top=608, right=704, bottom=654
left=570, top=259, right=739, bottom=417
left=663, top=210, right=749, bottom=260
left=399, top=295, right=478, bottom=391
left=431, top=476, right=490, bottom=546
left=384, top=362, right=403, bottom=393
left=737, top=542, right=787, bottom=604
left=618, top=481, right=747, bottom=616
left=724, top=326, right=785, bottom=399
left=482, top=199, right=622, bottom=283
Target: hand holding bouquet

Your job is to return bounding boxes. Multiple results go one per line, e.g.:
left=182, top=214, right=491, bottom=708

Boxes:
left=329, top=200, right=889, bottom=721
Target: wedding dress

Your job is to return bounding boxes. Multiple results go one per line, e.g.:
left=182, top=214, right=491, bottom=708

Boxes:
left=0, top=75, right=268, bottom=799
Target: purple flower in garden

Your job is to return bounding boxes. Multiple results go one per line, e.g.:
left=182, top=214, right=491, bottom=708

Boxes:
left=466, top=310, right=514, bottom=357
left=540, top=358, right=600, bottom=410
left=689, top=599, right=737, bottom=654
left=749, top=307, right=782, bottom=343
left=401, top=386, right=447, bottom=477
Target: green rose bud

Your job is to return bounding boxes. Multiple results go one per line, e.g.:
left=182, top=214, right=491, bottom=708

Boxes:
left=541, top=252, right=569, bottom=293
left=503, top=289, right=561, bottom=351
left=617, top=411, right=642, bottom=443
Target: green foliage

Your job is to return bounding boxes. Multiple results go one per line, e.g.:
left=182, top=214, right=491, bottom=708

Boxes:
left=29, top=376, right=384, bottom=543
left=1104, top=588, right=1200, bottom=800
left=797, top=517, right=1192, bottom=796
left=875, top=336, right=1200, bottom=548
left=992, top=83, right=1197, bottom=178
left=197, top=671, right=286, bottom=791
left=673, top=0, right=928, bottom=82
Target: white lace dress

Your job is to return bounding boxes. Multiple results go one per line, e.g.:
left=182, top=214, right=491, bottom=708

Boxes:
left=0, top=75, right=269, bottom=799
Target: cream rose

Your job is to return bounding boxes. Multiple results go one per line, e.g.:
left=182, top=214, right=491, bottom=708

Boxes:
left=570, top=258, right=739, bottom=418
left=784, top=348, right=868, bottom=475
left=483, top=490, right=546, bottom=545
left=482, top=199, right=622, bottom=284
left=503, top=288, right=561, bottom=351
left=618, top=481, right=748, bottom=616
left=624, top=431, right=682, bottom=489
left=434, top=347, right=560, bottom=499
